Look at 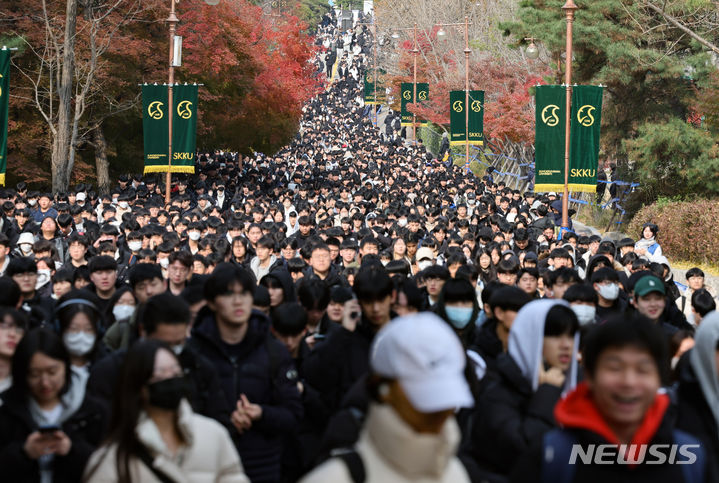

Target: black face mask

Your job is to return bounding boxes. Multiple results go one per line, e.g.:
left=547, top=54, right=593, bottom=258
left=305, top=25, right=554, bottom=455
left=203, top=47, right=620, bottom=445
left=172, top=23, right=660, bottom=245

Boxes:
left=147, top=376, right=191, bottom=410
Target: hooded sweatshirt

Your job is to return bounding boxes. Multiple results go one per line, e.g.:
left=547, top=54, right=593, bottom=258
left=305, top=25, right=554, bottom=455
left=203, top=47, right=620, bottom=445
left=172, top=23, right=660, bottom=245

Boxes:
left=471, top=299, right=580, bottom=475
left=509, top=299, right=579, bottom=394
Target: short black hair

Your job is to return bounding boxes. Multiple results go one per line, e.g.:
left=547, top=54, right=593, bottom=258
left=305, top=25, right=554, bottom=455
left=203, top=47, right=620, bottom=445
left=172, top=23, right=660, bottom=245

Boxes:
left=691, top=289, right=716, bottom=317
left=297, top=278, right=330, bottom=311
left=204, top=263, right=256, bottom=301
left=422, top=264, right=450, bottom=280
left=582, top=315, right=669, bottom=384
left=129, top=263, right=163, bottom=288
left=88, top=255, right=118, bottom=274
left=563, top=284, right=598, bottom=304
left=271, top=302, right=307, bottom=336
left=544, top=305, right=579, bottom=336
left=140, top=293, right=190, bottom=334
left=686, top=267, right=705, bottom=280
left=0, top=276, right=22, bottom=307
left=168, top=250, right=193, bottom=268
left=6, top=257, right=37, bottom=276
left=353, top=265, right=393, bottom=302
left=488, top=286, right=531, bottom=312
left=496, top=258, right=520, bottom=275
left=549, top=267, right=581, bottom=287
left=591, top=267, right=620, bottom=284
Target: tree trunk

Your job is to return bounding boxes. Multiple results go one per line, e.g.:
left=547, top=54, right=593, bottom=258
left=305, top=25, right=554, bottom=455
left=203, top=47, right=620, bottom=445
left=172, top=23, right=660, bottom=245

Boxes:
left=51, top=0, right=78, bottom=193
left=93, top=124, right=111, bottom=194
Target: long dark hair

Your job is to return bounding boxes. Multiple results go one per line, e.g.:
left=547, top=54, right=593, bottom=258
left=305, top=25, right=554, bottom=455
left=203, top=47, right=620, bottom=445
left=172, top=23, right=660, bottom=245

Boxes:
left=8, top=328, right=72, bottom=403
left=86, top=339, right=174, bottom=483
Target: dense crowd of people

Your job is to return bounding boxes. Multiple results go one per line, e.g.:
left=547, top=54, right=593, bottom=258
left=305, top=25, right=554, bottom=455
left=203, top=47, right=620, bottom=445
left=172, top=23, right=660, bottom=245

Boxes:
left=0, top=9, right=717, bottom=483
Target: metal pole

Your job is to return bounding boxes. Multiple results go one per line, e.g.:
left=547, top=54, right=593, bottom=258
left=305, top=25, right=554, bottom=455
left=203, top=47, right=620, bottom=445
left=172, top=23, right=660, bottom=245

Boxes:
left=373, top=26, right=378, bottom=126
left=412, top=23, right=418, bottom=145
left=562, top=0, right=577, bottom=230
left=464, top=16, right=470, bottom=173
left=165, top=0, right=179, bottom=206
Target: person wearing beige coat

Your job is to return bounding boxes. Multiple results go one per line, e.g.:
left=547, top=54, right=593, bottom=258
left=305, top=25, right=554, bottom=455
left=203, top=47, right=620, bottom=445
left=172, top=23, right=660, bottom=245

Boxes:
left=301, top=313, right=474, bottom=483
left=84, top=399, right=248, bottom=483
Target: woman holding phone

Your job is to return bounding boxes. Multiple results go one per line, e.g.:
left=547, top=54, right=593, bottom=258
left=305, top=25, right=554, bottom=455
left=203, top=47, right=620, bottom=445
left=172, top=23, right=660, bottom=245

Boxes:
left=0, top=328, right=106, bottom=483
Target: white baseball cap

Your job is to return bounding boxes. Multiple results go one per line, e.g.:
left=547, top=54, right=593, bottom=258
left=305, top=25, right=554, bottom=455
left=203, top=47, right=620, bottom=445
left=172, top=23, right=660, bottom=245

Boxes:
left=370, top=313, right=474, bottom=412
left=76, top=192, right=86, bottom=201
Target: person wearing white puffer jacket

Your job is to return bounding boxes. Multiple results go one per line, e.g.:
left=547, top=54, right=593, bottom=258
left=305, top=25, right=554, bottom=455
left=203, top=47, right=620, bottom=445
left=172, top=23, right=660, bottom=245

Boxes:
left=301, top=313, right=474, bottom=483
left=84, top=339, right=248, bottom=483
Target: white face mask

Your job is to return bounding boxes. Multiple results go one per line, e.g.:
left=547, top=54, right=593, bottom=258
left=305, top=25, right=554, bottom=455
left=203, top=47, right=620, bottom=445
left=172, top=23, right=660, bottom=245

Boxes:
left=28, top=199, right=37, bottom=206
left=36, top=269, right=51, bottom=289
left=571, top=304, right=596, bottom=326
left=118, top=201, right=129, bottom=209
left=112, top=304, right=135, bottom=321
left=159, top=257, right=170, bottom=269
left=597, top=283, right=620, bottom=301
left=20, top=244, right=33, bottom=255
left=128, top=241, right=142, bottom=252
left=397, top=218, right=408, bottom=227
left=63, top=332, right=96, bottom=357
left=417, top=260, right=433, bottom=271
left=188, top=231, right=201, bottom=241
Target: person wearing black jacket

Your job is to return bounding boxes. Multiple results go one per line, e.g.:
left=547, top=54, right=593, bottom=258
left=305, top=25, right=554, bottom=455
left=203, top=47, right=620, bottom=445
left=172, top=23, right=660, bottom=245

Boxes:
left=303, top=265, right=395, bottom=413
left=472, top=300, right=579, bottom=480
left=87, top=292, right=228, bottom=423
left=0, top=329, right=106, bottom=483
left=675, top=312, right=719, bottom=478
left=189, top=263, right=303, bottom=483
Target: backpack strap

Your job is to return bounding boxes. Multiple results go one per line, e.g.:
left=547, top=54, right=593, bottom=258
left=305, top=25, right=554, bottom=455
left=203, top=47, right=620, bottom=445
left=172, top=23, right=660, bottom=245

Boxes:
left=331, top=448, right=366, bottom=483
left=673, top=429, right=705, bottom=483
left=136, top=444, right=178, bottom=483
left=541, top=429, right=577, bottom=483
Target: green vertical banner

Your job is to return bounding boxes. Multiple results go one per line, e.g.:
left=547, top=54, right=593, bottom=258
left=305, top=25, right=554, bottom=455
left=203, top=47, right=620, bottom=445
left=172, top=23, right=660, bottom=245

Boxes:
left=364, top=68, right=386, bottom=105
left=416, top=82, right=429, bottom=126
left=0, top=49, right=10, bottom=186
left=142, top=84, right=169, bottom=173
left=534, top=85, right=566, bottom=192
left=142, top=84, right=197, bottom=174
left=171, top=84, right=198, bottom=173
left=400, top=82, right=413, bottom=126
left=450, top=90, right=484, bottom=146
left=569, top=85, right=603, bottom=192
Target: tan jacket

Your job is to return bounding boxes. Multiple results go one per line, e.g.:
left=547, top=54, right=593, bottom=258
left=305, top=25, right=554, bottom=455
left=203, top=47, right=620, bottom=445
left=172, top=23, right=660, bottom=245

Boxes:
left=301, top=403, right=470, bottom=483
left=85, top=400, right=248, bottom=483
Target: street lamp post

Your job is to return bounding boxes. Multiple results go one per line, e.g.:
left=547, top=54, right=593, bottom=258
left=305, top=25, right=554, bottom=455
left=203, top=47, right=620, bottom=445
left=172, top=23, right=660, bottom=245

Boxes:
left=437, top=16, right=472, bottom=173
left=561, top=0, right=577, bottom=230
left=164, top=0, right=219, bottom=205
left=165, top=0, right=179, bottom=205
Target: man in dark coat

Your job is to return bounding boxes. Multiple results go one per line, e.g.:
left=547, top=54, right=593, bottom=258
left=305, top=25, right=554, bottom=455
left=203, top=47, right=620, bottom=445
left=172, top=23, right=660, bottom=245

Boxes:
left=189, top=263, right=303, bottom=483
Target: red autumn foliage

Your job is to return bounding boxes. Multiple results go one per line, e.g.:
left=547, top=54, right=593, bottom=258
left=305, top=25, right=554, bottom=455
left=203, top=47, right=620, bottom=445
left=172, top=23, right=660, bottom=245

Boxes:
left=387, top=35, right=548, bottom=144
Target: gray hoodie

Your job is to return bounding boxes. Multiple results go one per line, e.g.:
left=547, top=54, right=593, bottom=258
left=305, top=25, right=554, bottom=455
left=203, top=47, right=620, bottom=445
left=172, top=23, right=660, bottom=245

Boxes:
left=508, top=299, right=579, bottom=394
left=689, top=311, right=719, bottom=437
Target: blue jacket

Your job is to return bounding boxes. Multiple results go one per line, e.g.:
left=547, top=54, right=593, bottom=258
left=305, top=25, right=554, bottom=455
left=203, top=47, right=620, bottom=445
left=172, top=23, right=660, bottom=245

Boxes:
left=189, top=309, right=303, bottom=483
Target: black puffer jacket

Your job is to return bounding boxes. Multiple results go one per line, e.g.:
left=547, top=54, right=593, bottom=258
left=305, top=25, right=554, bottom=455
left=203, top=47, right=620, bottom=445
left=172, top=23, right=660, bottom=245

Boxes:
left=189, top=310, right=303, bottom=483
left=675, top=354, right=719, bottom=478
left=0, top=391, right=106, bottom=483
left=471, top=353, right=562, bottom=477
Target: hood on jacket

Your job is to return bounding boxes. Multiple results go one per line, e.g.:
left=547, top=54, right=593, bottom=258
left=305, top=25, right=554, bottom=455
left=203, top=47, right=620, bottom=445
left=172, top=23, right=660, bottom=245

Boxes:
left=508, top=299, right=579, bottom=394
left=555, top=382, right=670, bottom=448
left=689, top=311, right=719, bottom=438
left=261, top=269, right=296, bottom=303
